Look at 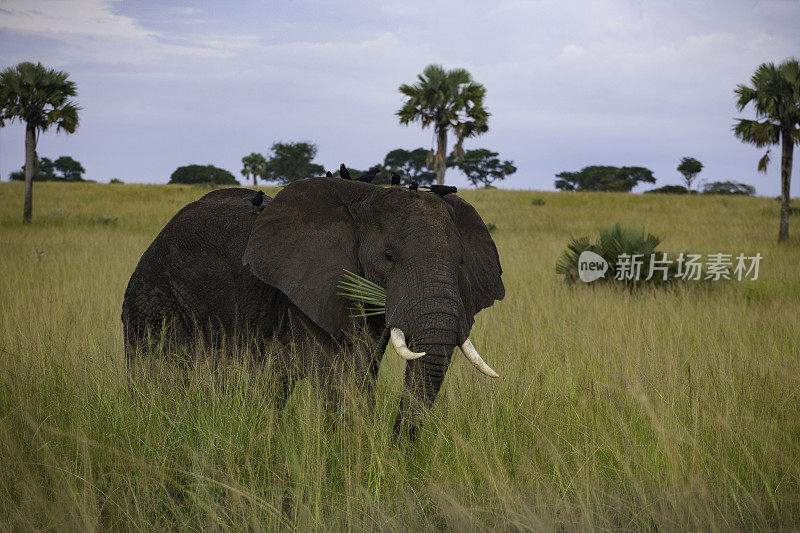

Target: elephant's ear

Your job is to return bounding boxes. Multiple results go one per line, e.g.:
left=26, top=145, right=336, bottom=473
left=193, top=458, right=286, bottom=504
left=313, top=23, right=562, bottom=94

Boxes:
left=243, top=178, right=374, bottom=338
left=444, top=195, right=505, bottom=320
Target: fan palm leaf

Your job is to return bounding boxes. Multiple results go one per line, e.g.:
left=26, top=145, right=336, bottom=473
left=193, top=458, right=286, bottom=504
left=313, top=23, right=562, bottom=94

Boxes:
left=337, top=270, right=387, bottom=318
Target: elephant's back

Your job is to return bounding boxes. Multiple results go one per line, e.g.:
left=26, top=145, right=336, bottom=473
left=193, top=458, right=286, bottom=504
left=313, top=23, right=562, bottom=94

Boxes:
left=162, top=187, right=262, bottom=258
left=197, top=187, right=274, bottom=206
left=122, top=188, right=276, bottom=346
left=129, top=188, right=263, bottom=280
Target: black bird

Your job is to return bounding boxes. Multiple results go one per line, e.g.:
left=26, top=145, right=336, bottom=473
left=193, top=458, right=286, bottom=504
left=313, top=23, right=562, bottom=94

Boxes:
left=427, top=184, right=458, bottom=197
left=391, top=172, right=401, bottom=186
left=250, top=190, right=265, bottom=214
left=409, top=180, right=419, bottom=194
left=339, top=164, right=351, bottom=180
left=325, top=170, right=333, bottom=177
left=358, top=166, right=381, bottom=183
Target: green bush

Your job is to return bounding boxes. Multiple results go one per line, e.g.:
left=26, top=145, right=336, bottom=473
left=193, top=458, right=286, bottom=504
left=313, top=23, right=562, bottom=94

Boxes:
left=169, top=164, right=239, bottom=185
left=530, top=198, right=545, bottom=205
left=645, top=185, right=689, bottom=194
left=555, top=165, right=655, bottom=192
left=556, top=223, right=680, bottom=285
left=702, top=181, right=755, bottom=196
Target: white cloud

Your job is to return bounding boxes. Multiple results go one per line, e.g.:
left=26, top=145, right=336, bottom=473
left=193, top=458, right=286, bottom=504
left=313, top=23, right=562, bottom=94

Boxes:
left=0, top=0, right=150, bottom=39
left=381, top=3, right=419, bottom=16
left=0, top=0, right=254, bottom=63
left=558, top=44, right=589, bottom=61
left=170, top=7, right=201, bottom=16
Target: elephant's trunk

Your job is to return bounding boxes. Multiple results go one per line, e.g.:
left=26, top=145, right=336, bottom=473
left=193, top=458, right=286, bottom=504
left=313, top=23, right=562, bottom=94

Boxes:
left=390, top=328, right=498, bottom=378
left=393, top=308, right=462, bottom=432
left=385, top=260, right=483, bottom=435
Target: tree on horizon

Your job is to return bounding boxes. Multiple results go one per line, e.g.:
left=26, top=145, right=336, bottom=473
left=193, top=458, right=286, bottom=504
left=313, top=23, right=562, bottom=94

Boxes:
left=397, top=64, right=489, bottom=186
left=702, top=180, right=756, bottom=196
left=0, top=62, right=80, bottom=222
left=677, top=157, right=703, bottom=191
left=733, top=58, right=800, bottom=242
left=169, top=164, right=238, bottom=185
left=449, top=148, right=516, bottom=188
left=383, top=148, right=436, bottom=186
left=555, top=166, right=656, bottom=192
left=263, top=141, right=324, bottom=184
left=10, top=155, right=86, bottom=182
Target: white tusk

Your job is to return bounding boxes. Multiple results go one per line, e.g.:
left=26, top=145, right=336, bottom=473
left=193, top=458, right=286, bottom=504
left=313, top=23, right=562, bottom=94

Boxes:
left=459, top=338, right=499, bottom=378
left=390, top=328, right=425, bottom=360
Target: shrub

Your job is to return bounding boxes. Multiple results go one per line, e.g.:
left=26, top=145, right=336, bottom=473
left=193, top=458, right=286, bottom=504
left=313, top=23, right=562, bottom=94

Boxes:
left=556, top=223, right=680, bottom=285
left=702, top=181, right=755, bottom=196
left=555, top=165, right=655, bottom=192
left=109, top=178, right=124, bottom=184
left=645, top=185, right=688, bottom=194
left=531, top=198, right=545, bottom=205
left=169, top=165, right=239, bottom=185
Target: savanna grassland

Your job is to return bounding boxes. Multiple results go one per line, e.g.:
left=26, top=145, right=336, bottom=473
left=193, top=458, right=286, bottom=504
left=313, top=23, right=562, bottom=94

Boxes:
left=1, top=181, right=799, bottom=530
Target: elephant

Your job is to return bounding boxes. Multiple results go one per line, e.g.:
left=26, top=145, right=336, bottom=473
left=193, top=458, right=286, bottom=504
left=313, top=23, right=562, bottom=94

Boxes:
left=121, top=177, right=504, bottom=434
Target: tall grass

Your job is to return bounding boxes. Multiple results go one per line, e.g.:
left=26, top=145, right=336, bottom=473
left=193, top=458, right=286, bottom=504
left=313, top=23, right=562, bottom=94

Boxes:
left=1, top=182, right=799, bottom=529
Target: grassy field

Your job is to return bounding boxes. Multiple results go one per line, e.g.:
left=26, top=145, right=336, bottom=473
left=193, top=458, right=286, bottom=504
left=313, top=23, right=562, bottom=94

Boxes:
left=1, top=181, right=799, bottom=530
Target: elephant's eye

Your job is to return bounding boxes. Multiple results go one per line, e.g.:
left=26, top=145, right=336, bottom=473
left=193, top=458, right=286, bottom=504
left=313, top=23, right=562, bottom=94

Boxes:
left=384, top=250, right=394, bottom=262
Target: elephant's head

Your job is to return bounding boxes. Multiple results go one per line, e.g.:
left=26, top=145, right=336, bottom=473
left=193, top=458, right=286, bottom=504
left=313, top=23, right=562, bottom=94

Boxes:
left=242, top=177, right=504, bottom=427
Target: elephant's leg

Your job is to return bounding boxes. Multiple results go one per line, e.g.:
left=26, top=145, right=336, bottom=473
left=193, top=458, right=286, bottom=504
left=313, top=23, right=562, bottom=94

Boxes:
left=286, top=307, right=347, bottom=411
left=270, top=373, right=297, bottom=411
left=125, top=314, right=191, bottom=368
left=256, top=333, right=303, bottom=411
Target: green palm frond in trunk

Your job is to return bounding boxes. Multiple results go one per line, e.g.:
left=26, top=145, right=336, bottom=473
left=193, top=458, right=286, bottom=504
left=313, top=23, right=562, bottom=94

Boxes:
left=337, top=270, right=387, bottom=317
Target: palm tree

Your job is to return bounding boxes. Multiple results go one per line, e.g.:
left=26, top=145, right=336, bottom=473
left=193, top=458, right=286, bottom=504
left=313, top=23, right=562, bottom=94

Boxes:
left=0, top=62, right=80, bottom=223
left=242, top=152, right=266, bottom=186
left=397, top=65, right=489, bottom=185
left=733, top=58, right=800, bottom=242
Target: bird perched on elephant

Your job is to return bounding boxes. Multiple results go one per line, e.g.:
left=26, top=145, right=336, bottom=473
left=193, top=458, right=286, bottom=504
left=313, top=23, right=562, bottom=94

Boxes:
left=357, top=166, right=381, bottom=183
left=250, top=190, right=265, bottom=214
left=121, top=177, right=504, bottom=435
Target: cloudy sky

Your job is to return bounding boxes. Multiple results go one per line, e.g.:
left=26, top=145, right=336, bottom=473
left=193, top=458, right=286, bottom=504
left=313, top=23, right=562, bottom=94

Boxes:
left=0, top=0, right=798, bottom=193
